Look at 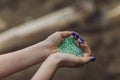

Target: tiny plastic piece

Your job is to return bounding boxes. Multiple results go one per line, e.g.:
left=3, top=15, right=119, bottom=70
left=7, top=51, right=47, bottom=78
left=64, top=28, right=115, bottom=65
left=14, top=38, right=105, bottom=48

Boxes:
left=58, top=37, right=83, bottom=56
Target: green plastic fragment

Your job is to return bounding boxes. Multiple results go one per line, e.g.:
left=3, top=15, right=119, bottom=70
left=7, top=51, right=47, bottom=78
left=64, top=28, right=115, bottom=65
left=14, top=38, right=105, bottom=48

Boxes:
left=58, top=37, right=83, bottom=56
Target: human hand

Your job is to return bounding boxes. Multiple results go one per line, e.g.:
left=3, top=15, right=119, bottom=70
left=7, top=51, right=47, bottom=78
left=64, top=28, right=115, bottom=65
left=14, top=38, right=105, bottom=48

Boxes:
left=44, top=31, right=72, bottom=54
left=44, top=31, right=96, bottom=67
left=47, top=52, right=95, bottom=68
left=31, top=52, right=96, bottom=80
left=44, top=31, right=91, bottom=55
left=31, top=31, right=96, bottom=80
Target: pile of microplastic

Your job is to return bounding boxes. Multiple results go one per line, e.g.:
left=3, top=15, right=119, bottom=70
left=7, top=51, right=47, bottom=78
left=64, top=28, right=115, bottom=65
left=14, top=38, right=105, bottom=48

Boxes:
left=58, top=37, right=83, bottom=56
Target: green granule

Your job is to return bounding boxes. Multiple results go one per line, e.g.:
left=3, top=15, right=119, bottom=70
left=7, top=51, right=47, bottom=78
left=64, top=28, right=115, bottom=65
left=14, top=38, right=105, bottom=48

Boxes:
left=58, top=37, right=83, bottom=56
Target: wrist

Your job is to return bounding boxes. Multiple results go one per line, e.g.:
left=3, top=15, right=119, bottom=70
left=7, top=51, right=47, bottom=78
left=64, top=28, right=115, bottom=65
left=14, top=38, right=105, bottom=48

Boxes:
left=33, top=41, right=52, bottom=55
left=47, top=54, right=62, bottom=68
left=20, top=41, right=52, bottom=64
left=37, top=40, right=57, bottom=55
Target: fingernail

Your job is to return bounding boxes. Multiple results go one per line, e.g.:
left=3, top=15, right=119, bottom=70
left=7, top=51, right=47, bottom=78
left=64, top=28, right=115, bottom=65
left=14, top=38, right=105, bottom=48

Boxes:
left=72, top=32, right=79, bottom=40
left=72, top=32, right=76, bottom=37
left=80, top=37, right=85, bottom=42
left=79, top=41, right=84, bottom=44
left=75, top=34, right=80, bottom=40
left=91, top=57, right=96, bottom=62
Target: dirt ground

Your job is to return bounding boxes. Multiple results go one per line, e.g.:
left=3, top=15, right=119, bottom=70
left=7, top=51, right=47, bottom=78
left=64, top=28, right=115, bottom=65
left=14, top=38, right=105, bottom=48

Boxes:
left=0, top=0, right=120, bottom=80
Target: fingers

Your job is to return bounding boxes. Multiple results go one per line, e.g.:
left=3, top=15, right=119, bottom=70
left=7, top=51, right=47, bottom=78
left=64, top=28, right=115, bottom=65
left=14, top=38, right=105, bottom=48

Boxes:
left=71, top=31, right=80, bottom=40
left=79, top=56, right=96, bottom=64
left=58, top=31, right=92, bottom=57
left=71, top=31, right=92, bottom=56
left=80, top=42, right=92, bottom=56
left=60, top=31, right=72, bottom=38
left=71, top=55, right=96, bottom=67
left=77, top=57, right=96, bottom=65
left=65, top=53, right=96, bottom=64
left=56, top=53, right=96, bottom=67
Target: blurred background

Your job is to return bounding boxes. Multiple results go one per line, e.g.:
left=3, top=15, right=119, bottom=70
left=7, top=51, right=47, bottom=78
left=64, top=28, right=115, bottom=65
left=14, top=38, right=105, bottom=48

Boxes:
left=0, top=0, right=120, bottom=80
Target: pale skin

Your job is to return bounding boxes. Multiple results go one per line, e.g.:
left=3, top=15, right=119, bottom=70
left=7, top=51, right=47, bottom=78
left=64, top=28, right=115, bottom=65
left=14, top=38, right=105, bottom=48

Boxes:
left=0, top=31, right=95, bottom=80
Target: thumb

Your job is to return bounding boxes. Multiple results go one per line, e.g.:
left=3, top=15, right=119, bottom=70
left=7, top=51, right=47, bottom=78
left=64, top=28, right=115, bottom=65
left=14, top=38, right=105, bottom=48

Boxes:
left=61, top=31, right=72, bottom=38
left=80, top=57, right=96, bottom=64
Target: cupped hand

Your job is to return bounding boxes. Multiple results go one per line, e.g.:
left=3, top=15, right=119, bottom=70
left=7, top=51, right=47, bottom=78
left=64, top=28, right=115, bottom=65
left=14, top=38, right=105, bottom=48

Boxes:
left=44, top=31, right=72, bottom=53
left=44, top=31, right=96, bottom=67
left=48, top=52, right=95, bottom=68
